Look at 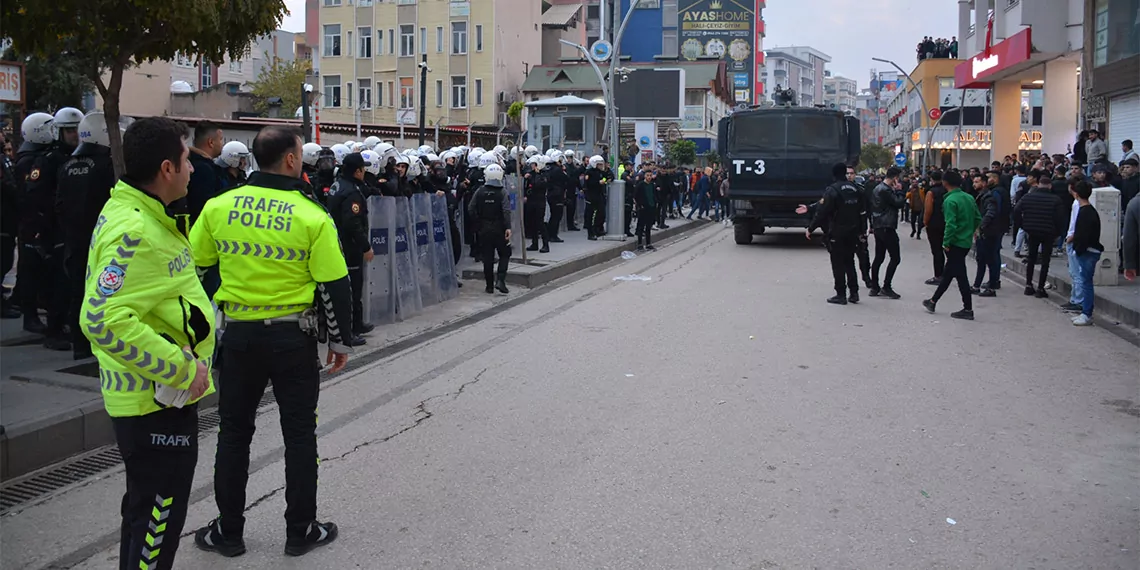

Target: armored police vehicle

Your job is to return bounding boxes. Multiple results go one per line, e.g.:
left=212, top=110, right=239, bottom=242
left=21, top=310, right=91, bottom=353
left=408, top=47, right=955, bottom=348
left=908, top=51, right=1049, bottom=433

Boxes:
left=719, top=88, right=861, bottom=244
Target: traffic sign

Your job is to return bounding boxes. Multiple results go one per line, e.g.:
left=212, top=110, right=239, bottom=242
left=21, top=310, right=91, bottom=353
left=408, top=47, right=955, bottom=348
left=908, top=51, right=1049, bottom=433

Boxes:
left=894, top=153, right=907, bottom=167
left=929, top=108, right=942, bottom=121
left=590, top=40, right=613, bottom=62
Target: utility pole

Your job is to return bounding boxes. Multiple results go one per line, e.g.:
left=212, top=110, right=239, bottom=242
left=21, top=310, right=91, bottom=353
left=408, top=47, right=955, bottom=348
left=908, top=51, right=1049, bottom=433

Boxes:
left=301, top=84, right=313, bottom=143
left=418, top=54, right=430, bottom=146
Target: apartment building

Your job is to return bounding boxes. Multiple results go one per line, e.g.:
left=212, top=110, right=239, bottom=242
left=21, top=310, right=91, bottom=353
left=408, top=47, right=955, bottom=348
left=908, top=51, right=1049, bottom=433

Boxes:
left=822, top=71, right=857, bottom=112
left=170, top=48, right=258, bottom=93
left=764, top=45, right=829, bottom=106
left=316, top=0, right=540, bottom=129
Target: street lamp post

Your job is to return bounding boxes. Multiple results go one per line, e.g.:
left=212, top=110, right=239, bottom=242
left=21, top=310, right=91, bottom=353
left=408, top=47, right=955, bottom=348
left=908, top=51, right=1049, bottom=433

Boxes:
left=558, top=39, right=610, bottom=141
left=872, top=57, right=931, bottom=171
left=301, top=83, right=314, bottom=143
left=418, top=55, right=431, bottom=146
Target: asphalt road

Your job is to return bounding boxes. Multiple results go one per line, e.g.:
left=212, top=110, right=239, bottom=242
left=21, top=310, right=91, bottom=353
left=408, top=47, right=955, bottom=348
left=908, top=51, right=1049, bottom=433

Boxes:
left=4, top=223, right=1138, bottom=570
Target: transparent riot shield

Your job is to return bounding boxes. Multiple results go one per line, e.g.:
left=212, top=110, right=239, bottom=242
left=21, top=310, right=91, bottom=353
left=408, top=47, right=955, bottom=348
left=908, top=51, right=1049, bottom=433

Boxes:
left=410, top=193, right=439, bottom=307
left=430, top=194, right=459, bottom=303
left=364, top=196, right=397, bottom=325
left=392, top=196, right=423, bottom=319
left=504, top=176, right=524, bottom=255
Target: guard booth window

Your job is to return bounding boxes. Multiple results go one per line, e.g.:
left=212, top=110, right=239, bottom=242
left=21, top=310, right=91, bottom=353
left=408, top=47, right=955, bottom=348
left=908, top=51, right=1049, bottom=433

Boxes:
left=563, top=117, right=585, bottom=143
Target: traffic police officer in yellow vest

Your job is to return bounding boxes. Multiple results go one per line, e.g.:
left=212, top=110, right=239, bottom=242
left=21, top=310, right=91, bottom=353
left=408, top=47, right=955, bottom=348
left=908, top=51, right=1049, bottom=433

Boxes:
left=190, top=126, right=352, bottom=558
left=82, top=117, right=215, bottom=570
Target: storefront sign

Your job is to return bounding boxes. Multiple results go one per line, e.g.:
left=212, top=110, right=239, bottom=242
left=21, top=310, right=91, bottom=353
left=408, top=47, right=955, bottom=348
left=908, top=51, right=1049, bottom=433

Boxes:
left=0, top=62, right=24, bottom=104
left=954, top=28, right=1033, bottom=88
left=912, top=127, right=1044, bottom=148
left=681, top=105, right=705, bottom=130
left=678, top=0, right=756, bottom=104
left=449, top=1, right=470, bottom=17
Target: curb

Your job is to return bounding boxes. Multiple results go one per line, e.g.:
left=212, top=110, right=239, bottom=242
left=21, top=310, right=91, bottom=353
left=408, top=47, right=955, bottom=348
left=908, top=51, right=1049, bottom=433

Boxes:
left=461, top=220, right=711, bottom=288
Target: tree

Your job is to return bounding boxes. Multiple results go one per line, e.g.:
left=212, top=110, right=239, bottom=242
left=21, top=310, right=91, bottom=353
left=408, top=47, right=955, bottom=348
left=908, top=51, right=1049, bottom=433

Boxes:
left=859, top=143, right=894, bottom=172
left=249, top=55, right=311, bottom=117
left=2, top=0, right=286, bottom=175
left=1, top=46, right=93, bottom=113
left=702, top=149, right=720, bottom=167
left=665, top=139, right=697, bottom=166
left=507, top=101, right=525, bottom=126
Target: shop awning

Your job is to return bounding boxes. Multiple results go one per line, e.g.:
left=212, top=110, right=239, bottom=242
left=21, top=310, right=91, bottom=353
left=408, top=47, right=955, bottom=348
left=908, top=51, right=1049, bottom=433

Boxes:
left=954, top=28, right=1032, bottom=89
left=542, top=3, right=582, bottom=27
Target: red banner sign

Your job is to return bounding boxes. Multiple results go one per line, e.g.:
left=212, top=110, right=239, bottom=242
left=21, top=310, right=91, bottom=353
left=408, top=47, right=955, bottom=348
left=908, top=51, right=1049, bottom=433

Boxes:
left=953, top=28, right=1032, bottom=89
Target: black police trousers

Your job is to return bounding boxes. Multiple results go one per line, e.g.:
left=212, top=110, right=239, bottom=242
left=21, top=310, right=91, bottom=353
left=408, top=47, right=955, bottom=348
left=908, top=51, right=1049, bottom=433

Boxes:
left=479, top=231, right=511, bottom=287
left=828, top=235, right=861, bottom=296
left=16, top=241, right=44, bottom=315
left=346, top=257, right=364, bottom=334
left=65, top=247, right=92, bottom=356
left=624, top=204, right=634, bottom=235
left=546, top=195, right=564, bottom=240
left=45, top=243, right=69, bottom=335
left=524, top=200, right=548, bottom=247
left=565, top=191, right=578, bottom=229
left=584, top=198, right=604, bottom=237
left=214, top=322, right=320, bottom=543
left=855, top=235, right=871, bottom=285
left=0, top=233, right=13, bottom=288
left=113, top=404, right=198, bottom=570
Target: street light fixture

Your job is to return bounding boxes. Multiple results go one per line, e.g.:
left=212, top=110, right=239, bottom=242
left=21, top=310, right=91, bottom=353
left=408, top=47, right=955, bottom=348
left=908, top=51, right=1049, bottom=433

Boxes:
left=872, top=57, right=931, bottom=170
left=559, top=39, right=610, bottom=140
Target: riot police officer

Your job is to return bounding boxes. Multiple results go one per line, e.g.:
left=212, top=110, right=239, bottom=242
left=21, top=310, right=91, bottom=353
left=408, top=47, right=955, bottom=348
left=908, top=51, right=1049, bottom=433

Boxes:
left=524, top=155, right=550, bottom=253
left=563, top=151, right=582, bottom=231
left=57, top=112, right=120, bottom=360
left=13, top=112, right=55, bottom=334
left=326, top=153, right=373, bottom=345
left=189, top=126, right=349, bottom=558
left=459, top=149, right=486, bottom=259
left=215, top=141, right=250, bottom=190
left=583, top=155, right=608, bottom=239
left=545, top=151, right=570, bottom=243
left=468, top=164, right=511, bottom=294
left=0, top=131, right=19, bottom=319
left=807, top=163, right=868, bottom=305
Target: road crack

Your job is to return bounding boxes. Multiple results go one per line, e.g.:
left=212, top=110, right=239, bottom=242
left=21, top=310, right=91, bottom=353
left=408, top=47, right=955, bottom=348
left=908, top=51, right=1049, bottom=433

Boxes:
left=320, top=366, right=492, bottom=464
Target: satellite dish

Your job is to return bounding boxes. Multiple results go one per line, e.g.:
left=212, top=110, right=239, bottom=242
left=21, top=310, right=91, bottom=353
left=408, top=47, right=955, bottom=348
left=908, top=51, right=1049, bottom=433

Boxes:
left=170, top=81, right=194, bottom=94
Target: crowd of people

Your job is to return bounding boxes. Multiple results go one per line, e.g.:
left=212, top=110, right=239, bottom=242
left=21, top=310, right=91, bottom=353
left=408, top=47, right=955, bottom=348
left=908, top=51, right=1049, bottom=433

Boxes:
left=801, top=145, right=1138, bottom=326
left=916, top=36, right=958, bottom=61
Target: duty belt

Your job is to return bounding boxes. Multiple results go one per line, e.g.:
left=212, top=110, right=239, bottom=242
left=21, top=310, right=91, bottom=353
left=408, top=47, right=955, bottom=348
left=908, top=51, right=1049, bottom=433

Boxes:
left=217, top=303, right=319, bottom=334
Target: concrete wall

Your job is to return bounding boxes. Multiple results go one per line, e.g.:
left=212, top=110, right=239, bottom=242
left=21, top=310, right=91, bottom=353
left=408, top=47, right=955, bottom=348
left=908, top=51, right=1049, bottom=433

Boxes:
left=170, top=84, right=258, bottom=120
left=95, top=60, right=172, bottom=117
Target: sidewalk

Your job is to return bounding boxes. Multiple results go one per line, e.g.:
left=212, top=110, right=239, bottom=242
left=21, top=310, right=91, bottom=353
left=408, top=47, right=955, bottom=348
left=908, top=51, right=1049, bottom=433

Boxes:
left=998, top=245, right=1140, bottom=334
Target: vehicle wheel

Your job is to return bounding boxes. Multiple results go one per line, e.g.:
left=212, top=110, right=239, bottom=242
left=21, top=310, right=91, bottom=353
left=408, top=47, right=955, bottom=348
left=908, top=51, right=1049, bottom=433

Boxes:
left=733, top=223, right=753, bottom=245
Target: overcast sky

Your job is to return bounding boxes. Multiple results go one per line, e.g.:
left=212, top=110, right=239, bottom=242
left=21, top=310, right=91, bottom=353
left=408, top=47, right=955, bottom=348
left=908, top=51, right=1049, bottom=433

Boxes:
left=280, top=0, right=960, bottom=89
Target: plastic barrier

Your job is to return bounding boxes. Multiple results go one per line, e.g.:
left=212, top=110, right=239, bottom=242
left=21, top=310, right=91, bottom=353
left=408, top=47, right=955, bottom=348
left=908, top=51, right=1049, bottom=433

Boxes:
left=364, top=196, right=397, bottom=325
left=410, top=193, right=439, bottom=306
left=429, top=194, right=460, bottom=303
left=392, top=196, right=423, bottom=319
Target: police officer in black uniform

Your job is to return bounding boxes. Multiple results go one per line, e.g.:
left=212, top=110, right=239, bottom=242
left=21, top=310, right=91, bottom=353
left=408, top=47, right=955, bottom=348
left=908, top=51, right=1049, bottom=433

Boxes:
left=0, top=131, right=20, bottom=319
left=621, top=162, right=635, bottom=237
left=807, top=163, right=868, bottom=306
left=325, top=153, right=373, bottom=346
left=468, top=164, right=512, bottom=294
left=583, top=155, right=608, bottom=239
left=57, top=112, right=118, bottom=359
left=545, top=154, right=570, bottom=243
left=12, top=112, right=56, bottom=334
left=524, top=156, right=550, bottom=253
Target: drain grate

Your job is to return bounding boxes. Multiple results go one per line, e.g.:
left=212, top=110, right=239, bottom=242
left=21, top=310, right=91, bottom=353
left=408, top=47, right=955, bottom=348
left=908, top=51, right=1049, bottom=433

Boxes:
left=0, top=390, right=278, bottom=514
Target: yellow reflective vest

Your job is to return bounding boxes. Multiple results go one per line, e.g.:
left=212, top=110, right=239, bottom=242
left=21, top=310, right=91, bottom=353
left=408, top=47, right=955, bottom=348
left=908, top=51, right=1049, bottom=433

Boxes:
left=83, top=180, right=216, bottom=418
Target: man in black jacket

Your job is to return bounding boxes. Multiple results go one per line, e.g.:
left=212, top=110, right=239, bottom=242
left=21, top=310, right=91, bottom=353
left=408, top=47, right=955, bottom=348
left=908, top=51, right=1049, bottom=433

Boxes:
left=971, top=173, right=1004, bottom=296
left=1014, top=174, right=1066, bottom=297
left=923, top=171, right=947, bottom=284
left=869, top=167, right=908, bottom=299
left=326, top=153, right=373, bottom=346
left=808, top=163, right=867, bottom=305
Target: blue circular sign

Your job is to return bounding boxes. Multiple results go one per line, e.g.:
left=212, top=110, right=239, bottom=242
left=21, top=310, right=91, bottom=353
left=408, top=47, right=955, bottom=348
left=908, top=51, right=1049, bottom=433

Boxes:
left=590, top=40, right=613, bottom=62
left=894, top=153, right=907, bottom=167
left=637, top=135, right=652, bottom=149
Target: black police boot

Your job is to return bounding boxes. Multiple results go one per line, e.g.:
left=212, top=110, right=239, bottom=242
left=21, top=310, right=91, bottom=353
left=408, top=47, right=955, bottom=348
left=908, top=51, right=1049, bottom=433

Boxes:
left=23, top=315, right=46, bottom=335
left=348, top=336, right=367, bottom=347
left=354, top=322, right=375, bottom=335
left=880, top=287, right=901, bottom=300
left=485, top=281, right=494, bottom=294
left=526, top=242, right=539, bottom=251
left=496, top=277, right=509, bottom=294
left=0, top=300, right=20, bottom=319
left=194, top=518, right=247, bottom=558
left=539, top=242, right=550, bottom=253
left=868, top=285, right=881, bottom=297
left=848, top=290, right=860, bottom=304
left=284, top=521, right=339, bottom=557
left=43, top=335, right=71, bottom=351
left=827, top=294, right=848, bottom=305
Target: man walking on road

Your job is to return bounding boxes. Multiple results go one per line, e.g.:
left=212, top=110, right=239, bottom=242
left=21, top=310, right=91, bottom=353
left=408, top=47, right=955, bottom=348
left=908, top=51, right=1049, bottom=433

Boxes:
left=971, top=172, right=1005, bottom=297
left=869, top=167, right=907, bottom=299
left=923, top=170, right=980, bottom=320
left=923, top=171, right=947, bottom=285
left=1013, top=173, right=1066, bottom=297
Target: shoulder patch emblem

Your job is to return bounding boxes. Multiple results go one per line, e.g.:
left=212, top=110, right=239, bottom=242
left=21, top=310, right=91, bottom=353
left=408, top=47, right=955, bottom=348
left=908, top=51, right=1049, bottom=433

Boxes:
left=29, top=168, right=40, bottom=181
left=97, top=265, right=126, bottom=296
left=351, top=202, right=361, bottom=214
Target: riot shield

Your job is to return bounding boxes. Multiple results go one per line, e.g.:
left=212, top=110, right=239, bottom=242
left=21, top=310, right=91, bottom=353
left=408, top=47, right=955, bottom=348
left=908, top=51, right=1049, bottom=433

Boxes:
left=392, top=196, right=423, bottom=319
left=430, top=194, right=459, bottom=303
left=504, top=176, right=525, bottom=255
left=364, top=196, right=397, bottom=325
left=410, top=193, right=439, bottom=307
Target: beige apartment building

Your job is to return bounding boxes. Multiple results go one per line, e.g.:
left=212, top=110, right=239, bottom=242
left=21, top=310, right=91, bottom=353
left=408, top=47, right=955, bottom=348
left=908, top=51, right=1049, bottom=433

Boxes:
left=317, top=0, right=540, bottom=129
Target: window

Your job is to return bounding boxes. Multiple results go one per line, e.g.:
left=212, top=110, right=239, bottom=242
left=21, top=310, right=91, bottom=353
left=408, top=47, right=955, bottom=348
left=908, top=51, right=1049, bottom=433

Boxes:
left=436, top=79, right=444, bottom=106
left=451, top=22, right=467, bottom=54
left=661, top=29, right=677, bottom=57
left=377, top=29, right=384, bottom=55
left=1093, top=0, right=1140, bottom=67
left=685, top=90, right=703, bottom=105
left=388, top=29, right=395, bottom=55
left=420, top=27, right=427, bottom=54
left=587, top=4, right=600, bottom=18
left=563, top=116, right=585, bottom=142
left=400, top=77, right=414, bottom=109
left=635, top=0, right=660, bottom=7
left=388, top=81, right=395, bottom=107
left=451, top=75, right=467, bottom=108
left=323, top=75, right=342, bottom=107
left=730, top=114, right=843, bottom=152
left=400, top=25, right=414, bottom=56
left=322, top=0, right=340, bottom=5
left=474, top=78, right=483, bottom=106
left=201, top=62, right=213, bottom=89
left=347, top=31, right=352, bottom=56
left=174, top=52, right=194, bottom=68
left=475, top=25, right=483, bottom=52
left=397, top=0, right=415, bottom=4
left=358, top=0, right=372, bottom=5
left=228, top=60, right=242, bottom=73
left=323, top=24, right=341, bottom=57
left=939, top=77, right=954, bottom=88
left=359, top=27, right=372, bottom=58
left=595, top=117, right=606, bottom=140
left=661, top=0, right=678, bottom=24
left=376, top=80, right=384, bottom=107
left=436, top=26, right=444, bottom=52
left=358, top=79, right=372, bottom=109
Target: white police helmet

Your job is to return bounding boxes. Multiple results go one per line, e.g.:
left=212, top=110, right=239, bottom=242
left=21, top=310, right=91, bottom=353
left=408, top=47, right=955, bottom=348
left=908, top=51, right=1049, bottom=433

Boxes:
left=330, top=144, right=350, bottom=165
left=394, top=154, right=410, bottom=167
left=563, top=150, right=576, bottom=162
left=363, top=136, right=381, bottom=148
left=478, top=153, right=498, bottom=169
left=343, top=140, right=356, bottom=149
left=440, top=150, right=457, bottom=162
left=53, top=107, right=84, bottom=129
left=219, top=141, right=250, bottom=169
left=406, top=158, right=422, bottom=179
left=526, top=155, right=544, bottom=166
left=468, top=148, right=484, bottom=164
left=21, top=113, right=55, bottom=145
left=484, top=164, right=505, bottom=186
left=551, top=150, right=565, bottom=163
left=361, top=150, right=381, bottom=175
left=492, top=145, right=507, bottom=157
left=524, top=145, right=539, bottom=157
left=588, top=155, right=605, bottom=169
left=76, top=112, right=130, bottom=149
left=545, top=148, right=558, bottom=158
left=426, top=153, right=440, bottom=163
left=302, top=143, right=323, bottom=166
left=509, top=146, right=518, bottom=157
left=473, top=146, right=486, bottom=154
left=418, top=144, right=434, bottom=155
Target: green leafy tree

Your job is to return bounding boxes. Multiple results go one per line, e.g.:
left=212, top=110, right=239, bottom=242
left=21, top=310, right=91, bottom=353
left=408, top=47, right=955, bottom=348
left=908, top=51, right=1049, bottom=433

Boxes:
left=1, top=46, right=93, bottom=113
left=665, top=139, right=697, bottom=166
left=702, top=149, right=720, bottom=167
left=2, top=0, right=286, bottom=175
left=249, top=55, right=311, bottom=117
left=507, top=101, right=525, bottom=126
left=859, top=143, right=894, bottom=172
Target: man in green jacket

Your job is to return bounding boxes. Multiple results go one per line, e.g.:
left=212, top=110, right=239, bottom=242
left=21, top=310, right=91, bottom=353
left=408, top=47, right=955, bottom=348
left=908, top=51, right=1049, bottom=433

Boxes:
left=923, top=170, right=981, bottom=320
